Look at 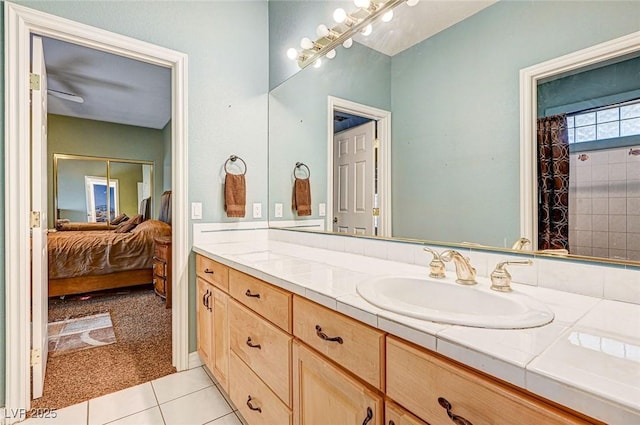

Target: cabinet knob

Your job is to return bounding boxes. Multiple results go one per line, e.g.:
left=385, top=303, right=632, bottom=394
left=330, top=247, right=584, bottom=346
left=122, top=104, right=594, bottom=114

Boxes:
left=246, top=395, right=262, bottom=413
left=245, top=289, right=261, bottom=299
left=388, top=421, right=395, bottom=425
left=438, top=397, right=473, bottom=425
left=315, top=325, right=343, bottom=344
left=246, top=337, right=261, bottom=350
left=362, top=407, right=373, bottom=425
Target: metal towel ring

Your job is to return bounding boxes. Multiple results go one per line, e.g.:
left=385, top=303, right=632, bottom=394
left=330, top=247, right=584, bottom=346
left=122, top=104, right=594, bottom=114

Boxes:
left=224, top=155, right=247, bottom=175
left=294, top=162, right=310, bottom=179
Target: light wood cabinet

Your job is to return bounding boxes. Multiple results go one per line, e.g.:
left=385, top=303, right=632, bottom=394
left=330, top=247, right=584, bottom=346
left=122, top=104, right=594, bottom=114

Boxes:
left=229, top=299, right=292, bottom=406
left=196, top=255, right=229, bottom=291
left=292, top=341, right=383, bottom=425
left=386, top=336, right=593, bottom=425
left=293, top=295, right=385, bottom=390
left=196, top=277, right=212, bottom=367
left=385, top=401, right=428, bottom=425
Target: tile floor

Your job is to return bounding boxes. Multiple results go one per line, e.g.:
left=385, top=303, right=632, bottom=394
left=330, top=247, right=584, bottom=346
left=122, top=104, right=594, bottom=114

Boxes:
left=23, top=366, right=246, bottom=425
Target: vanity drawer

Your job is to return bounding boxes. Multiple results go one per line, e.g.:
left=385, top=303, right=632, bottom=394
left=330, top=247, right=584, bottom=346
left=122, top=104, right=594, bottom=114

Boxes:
left=293, top=296, right=385, bottom=390
left=385, top=400, right=428, bottom=425
left=229, top=269, right=292, bottom=332
left=229, top=351, right=292, bottom=425
left=386, top=336, right=592, bottom=425
left=229, top=299, right=292, bottom=406
left=196, top=255, right=229, bottom=291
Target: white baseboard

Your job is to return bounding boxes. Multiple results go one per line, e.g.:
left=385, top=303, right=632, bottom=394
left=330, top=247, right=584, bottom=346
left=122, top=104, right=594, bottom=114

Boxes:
left=188, top=351, right=203, bottom=369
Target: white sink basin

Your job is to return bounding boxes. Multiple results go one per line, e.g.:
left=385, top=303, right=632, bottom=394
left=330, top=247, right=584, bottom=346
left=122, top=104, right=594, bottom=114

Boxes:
left=356, top=276, right=554, bottom=329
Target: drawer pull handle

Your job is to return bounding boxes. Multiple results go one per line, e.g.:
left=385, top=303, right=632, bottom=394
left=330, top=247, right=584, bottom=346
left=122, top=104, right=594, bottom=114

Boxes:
left=245, top=289, right=261, bottom=298
left=204, top=268, right=214, bottom=274
left=315, top=325, right=343, bottom=344
left=438, top=397, right=473, bottom=425
left=246, top=337, right=261, bottom=349
left=205, top=291, right=212, bottom=312
left=246, top=396, right=262, bottom=413
left=362, top=407, right=373, bottom=425
left=388, top=421, right=395, bottom=425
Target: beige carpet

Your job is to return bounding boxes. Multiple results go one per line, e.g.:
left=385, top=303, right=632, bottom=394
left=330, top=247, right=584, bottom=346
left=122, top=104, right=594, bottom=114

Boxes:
left=48, top=312, right=116, bottom=357
left=31, top=285, right=176, bottom=410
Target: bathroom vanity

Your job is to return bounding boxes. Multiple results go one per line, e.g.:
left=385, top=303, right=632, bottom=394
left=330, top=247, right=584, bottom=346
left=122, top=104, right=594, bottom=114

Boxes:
left=193, top=229, right=640, bottom=424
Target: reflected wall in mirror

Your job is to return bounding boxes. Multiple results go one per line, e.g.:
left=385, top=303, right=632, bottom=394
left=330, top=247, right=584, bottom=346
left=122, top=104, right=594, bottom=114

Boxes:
left=53, top=154, right=153, bottom=227
left=269, top=0, right=640, bottom=265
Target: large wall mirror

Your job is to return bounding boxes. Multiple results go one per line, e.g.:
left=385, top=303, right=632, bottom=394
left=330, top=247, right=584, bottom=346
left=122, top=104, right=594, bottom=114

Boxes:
left=268, top=0, right=640, bottom=266
left=53, top=154, right=153, bottom=227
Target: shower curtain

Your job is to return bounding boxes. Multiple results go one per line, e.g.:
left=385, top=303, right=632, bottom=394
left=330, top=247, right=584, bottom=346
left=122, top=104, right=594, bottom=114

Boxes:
left=537, top=114, right=570, bottom=250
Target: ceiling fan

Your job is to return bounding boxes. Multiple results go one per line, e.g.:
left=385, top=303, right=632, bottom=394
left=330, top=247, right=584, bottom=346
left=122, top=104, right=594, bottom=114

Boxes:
left=47, top=88, right=84, bottom=104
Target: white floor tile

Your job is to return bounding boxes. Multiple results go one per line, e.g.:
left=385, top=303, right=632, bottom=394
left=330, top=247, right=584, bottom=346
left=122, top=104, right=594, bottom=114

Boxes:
left=105, top=407, right=164, bottom=425
left=88, top=383, right=157, bottom=425
left=152, top=367, right=213, bottom=404
left=160, top=386, right=232, bottom=425
left=21, top=402, right=88, bottom=425
left=204, top=412, right=242, bottom=425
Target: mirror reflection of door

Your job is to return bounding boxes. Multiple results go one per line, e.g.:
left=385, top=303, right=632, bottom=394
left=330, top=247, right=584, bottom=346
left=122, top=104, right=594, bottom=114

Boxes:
left=332, top=116, right=376, bottom=235
left=85, top=176, right=118, bottom=222
left=537, top=53, right=640, bottom=261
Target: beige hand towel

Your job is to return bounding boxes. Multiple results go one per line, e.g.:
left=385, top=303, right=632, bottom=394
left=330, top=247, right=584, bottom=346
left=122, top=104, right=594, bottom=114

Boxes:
left=225, top=173, right=246, bottom=218
left=292, top=177, right=312, bottom=216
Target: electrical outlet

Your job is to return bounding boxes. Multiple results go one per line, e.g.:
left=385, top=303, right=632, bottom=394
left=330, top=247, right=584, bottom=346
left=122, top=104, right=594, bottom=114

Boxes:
left=253, top=203, right=262, bottom=219
left=191, top=202, right=202, bottom=219
left=275, top=203, right=283, bottom=218
left=319, top=203, right=326, bottom=217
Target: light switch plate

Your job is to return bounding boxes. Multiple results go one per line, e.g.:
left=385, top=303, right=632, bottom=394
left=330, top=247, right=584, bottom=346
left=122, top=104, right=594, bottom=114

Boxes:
left=319, top=203, right=326, bottom=217
left=253, top=203, right=262, bottom=218
left=191, top=202, right=202, bottom=219
left=275, top=203, right=283, bottom=218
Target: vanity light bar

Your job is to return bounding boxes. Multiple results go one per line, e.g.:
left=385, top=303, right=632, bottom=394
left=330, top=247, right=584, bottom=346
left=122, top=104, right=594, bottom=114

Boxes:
left=296, top=0, right=408, bottom=69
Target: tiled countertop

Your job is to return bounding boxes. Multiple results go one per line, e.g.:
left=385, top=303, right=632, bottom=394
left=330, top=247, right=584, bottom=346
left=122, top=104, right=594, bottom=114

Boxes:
left=193, top=239, right=640, bottom=424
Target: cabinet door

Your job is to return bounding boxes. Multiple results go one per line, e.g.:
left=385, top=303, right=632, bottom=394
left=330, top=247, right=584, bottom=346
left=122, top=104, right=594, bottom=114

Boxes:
left=293, top=342, right=382, bottom=425
left=385, top=401, right=428, bottom=425
left=210, top=286, right=230, bottom=392
left=196, top=278, right=212, bottom=366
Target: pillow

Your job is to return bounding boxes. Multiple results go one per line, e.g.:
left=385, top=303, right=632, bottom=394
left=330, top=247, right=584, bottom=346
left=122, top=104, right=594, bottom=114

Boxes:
left=114, top=214, right=143, bottom=233
left=111, top=213, right=129, bottom=225
left=132, top=219, right=172, bottom=238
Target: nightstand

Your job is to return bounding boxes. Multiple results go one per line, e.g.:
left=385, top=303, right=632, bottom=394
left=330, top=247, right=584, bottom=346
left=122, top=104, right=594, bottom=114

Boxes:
left=152, top=236, right=172, bottom=308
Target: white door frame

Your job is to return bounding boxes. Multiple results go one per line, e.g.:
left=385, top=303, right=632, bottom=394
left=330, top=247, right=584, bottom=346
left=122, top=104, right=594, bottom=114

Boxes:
left=327, top=96, right=392, bottom=237
left=5, top=2, right=189, bottom=418
left=519, top=30, right=640, bottom=250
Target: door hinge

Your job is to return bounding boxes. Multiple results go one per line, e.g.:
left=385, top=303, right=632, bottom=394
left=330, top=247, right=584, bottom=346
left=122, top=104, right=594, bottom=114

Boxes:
left=374, top=138, right=380, bottom=149
left=30, top=211, right=41, bottom=228
left=29, top=73, right=41, bottom=90
left=30, top=349, right=41, bottom=366
left=372, top=208, right=380, bottom=216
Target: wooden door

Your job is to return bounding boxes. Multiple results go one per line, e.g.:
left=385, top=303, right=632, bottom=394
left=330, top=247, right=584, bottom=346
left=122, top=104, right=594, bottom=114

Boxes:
left=31, top=35, right=49, bottom=399
left=292, top=342, right=382, bottom=425
left=210, top=286, right=229, bottom=392
left=333, top=121, right=376, bottom=235
left=196, top=278, right=212, bottom=367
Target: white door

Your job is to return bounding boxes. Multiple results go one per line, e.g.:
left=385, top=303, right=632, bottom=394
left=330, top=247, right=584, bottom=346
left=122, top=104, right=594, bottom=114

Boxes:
left=31, top=35, right=49, bottom=399
left=333, top=121, right=376, bottom=235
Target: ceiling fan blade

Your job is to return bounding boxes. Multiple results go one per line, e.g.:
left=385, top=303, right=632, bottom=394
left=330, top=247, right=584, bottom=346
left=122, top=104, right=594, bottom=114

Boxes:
left=47, top=89, right=84, bottom=104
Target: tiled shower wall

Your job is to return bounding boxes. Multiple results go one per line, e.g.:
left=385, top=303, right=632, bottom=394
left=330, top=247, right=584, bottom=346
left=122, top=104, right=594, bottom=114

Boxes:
left=569, top=146, right=640, bottom=260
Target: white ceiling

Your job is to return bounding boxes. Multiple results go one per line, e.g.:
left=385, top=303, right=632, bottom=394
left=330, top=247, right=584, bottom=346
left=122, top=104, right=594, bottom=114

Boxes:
left=42, top=36, right=171, bottom=130
left=41, top=1, right=496, bottom=129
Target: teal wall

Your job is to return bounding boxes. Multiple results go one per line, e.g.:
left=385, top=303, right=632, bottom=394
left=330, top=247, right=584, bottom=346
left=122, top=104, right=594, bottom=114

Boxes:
left=48, top=115, right=164, bottom=226
left=1, top=0, right=269, bottom=407
left=390, top=1, right=640, bottom=245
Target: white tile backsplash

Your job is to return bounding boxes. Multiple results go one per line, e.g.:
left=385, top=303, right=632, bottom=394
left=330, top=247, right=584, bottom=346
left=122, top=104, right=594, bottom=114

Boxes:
left=536, top=258, right=605, bottom=298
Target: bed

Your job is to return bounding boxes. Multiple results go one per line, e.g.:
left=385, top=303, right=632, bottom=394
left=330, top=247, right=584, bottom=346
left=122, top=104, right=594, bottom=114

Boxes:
left=48, top=219, right=171, bottom=297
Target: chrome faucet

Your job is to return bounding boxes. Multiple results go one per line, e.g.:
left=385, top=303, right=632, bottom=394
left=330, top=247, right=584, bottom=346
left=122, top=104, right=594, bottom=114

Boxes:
left=423, top=247, right=446, bottom=279
left=441, top=250, right=476, bottom=285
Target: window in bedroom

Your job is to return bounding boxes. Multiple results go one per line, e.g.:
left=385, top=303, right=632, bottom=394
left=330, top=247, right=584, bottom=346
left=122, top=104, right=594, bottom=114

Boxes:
left=85, top=176, right=119, bottom=222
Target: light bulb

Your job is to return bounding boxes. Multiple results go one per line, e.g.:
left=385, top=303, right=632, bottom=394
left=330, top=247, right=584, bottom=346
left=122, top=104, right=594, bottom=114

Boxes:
left=361, top=24, right=372, bottom=36
left=382, top=10, right=393, bottom=22
left=333, top=8, right=347, bottom=23
left=354, top=0, right=370, bottom=7
left=407, top=0, right=419, bottom=6
left=316, top=24, right=330, bottom=38
left=314, top=58, right=322, bottom=68
left=300, top=37, right=314, bottom=50
left=286, top=48, right=298, bottom=60
left=326, top=49, right=336, bottom=59
left=343, top=38, right=353, bottom=48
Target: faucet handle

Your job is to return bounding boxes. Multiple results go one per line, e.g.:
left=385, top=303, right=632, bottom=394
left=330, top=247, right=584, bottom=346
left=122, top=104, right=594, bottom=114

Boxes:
left=490, top=259, right=533, bottom=292
left=423, top=247, right=446, bottom=279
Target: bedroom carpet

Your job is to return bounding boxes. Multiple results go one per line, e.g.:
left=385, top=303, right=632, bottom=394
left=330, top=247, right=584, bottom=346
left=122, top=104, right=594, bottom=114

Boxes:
left=31, top=285, right=176, bottom=411
left=48, top=312, right=116, bottom=357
